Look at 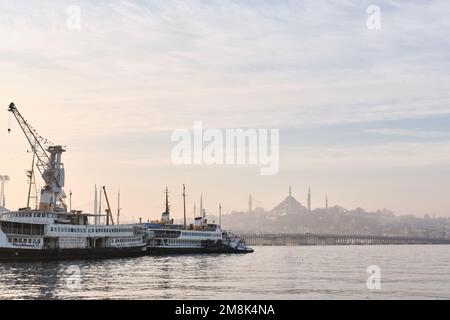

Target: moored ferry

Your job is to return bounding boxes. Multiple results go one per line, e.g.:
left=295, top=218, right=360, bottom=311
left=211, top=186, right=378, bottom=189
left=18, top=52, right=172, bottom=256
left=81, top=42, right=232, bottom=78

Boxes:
left=145, top=188, right=253, bottom=254
left=0, top=210, right=147, bottom=261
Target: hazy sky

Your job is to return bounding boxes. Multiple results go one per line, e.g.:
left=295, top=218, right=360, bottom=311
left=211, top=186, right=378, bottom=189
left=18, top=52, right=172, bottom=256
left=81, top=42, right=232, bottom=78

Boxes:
left=1, top=0, right=450, bottom=220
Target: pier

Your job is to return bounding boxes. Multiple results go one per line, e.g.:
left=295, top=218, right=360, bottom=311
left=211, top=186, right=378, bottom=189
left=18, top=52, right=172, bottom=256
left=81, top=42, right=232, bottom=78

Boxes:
left=240, top=233, right=450, bottom=246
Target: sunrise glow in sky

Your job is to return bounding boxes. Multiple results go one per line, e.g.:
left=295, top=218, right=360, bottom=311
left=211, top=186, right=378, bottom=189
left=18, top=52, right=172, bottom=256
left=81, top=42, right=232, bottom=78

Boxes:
left=1, top=0, right=450, bottom=220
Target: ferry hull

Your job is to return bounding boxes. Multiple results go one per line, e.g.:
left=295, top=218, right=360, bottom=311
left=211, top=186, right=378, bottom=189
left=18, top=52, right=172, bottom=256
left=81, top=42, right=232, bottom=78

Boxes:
left=0, top=246, right=146, bottom=261
left=146, top=246, right=254, bottom=255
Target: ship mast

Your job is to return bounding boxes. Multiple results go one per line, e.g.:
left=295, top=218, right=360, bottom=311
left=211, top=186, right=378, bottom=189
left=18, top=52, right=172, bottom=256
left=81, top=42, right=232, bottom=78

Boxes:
left=219, top=203, right=222, bottom=228
left=182, top=184, right=187, bottom=230
left=161, top=187, right=170, bottom=224
left=98, top=186, right=102, bottom=224
left=26, top=148, right=38, bottom=209
left=102, top=186, right=115, bottom=225
left=165, top=187, right=169, bottom=214
left=117, top=189, right=121, bottom=225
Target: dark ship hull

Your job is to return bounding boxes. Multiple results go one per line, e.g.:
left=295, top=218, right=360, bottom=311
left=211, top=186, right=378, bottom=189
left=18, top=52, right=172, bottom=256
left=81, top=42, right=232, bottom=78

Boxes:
left=146, top=240, right=254, bottom=255
left=0, top=246, right=146, bottom=262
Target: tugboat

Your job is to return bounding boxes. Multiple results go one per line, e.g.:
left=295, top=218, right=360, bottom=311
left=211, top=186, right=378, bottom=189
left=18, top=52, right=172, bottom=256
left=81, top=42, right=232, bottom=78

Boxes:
left=0, top=103, right=147, bottom=261
left=145, top=186, right=253, bottom=254
left=221, top=231, right=254, bottom=253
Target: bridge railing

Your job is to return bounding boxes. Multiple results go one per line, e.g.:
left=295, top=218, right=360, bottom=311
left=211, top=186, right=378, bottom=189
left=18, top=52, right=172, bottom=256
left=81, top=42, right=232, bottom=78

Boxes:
left=239, top=233, right=450, bottom=246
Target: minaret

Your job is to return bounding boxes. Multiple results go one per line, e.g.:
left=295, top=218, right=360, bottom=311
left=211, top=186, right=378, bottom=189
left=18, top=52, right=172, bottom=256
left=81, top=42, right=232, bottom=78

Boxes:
left=325, top=195, right=328, bottom=210
left=288, top=185, right=292, bottom=213
left=307, top=187, right=311, bottom=212
left=248, top=194, right=253, bottom=213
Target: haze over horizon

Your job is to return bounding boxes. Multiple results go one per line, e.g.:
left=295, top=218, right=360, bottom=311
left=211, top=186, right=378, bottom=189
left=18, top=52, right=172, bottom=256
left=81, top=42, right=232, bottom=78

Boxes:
left=1, top=1, right=450, bottom=219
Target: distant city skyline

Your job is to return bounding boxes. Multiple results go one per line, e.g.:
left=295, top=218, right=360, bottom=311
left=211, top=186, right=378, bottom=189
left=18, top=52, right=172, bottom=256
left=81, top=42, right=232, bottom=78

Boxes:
left=1, top=1, right=450, bottom=218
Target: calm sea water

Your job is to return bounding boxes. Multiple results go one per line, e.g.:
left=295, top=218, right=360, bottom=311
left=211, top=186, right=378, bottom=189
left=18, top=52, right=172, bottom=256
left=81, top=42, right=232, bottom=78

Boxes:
left=0, top=245, right=449, bottom=299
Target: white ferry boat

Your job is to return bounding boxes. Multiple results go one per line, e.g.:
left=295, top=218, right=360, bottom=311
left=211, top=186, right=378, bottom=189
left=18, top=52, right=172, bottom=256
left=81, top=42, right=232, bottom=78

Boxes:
left=145, top=188, right=253, bottom=254
left=0, top=103, right=147, bottom=261
left=0, top=210, right=147, bottom=260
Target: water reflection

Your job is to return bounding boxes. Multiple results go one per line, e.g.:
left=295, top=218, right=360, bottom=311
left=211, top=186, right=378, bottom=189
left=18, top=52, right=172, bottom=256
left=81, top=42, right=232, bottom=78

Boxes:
left=0, top=246, right=449, bottom=299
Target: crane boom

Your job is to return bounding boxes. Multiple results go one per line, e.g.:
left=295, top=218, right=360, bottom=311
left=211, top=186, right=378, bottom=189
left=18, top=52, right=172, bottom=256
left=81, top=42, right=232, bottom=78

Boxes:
left=8, top=102, right=67, bottom=212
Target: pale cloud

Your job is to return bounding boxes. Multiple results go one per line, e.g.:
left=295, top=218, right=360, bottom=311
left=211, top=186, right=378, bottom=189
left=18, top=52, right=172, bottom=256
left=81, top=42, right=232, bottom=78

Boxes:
left=366, top=128, right=450, bottom=139
left=1, top=0, right=450, bottom=136
left=1, top=1, right=450, bottom=216
left=282, top=141, right=450, bottom=170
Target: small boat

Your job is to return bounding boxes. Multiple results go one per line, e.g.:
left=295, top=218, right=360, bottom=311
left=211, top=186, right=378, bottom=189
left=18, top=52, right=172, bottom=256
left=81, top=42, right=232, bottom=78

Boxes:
left=221, top=231, right=254, bottom=253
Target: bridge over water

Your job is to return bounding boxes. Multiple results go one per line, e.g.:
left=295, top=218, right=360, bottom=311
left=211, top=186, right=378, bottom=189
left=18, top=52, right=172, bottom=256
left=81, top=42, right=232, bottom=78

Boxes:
left=240, top=233, right=450, bottom=246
